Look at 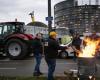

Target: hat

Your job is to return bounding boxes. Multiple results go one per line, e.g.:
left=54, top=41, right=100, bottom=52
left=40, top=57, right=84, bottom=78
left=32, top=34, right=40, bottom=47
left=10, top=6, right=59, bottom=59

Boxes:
left=49, top=31, right=57, bottom=36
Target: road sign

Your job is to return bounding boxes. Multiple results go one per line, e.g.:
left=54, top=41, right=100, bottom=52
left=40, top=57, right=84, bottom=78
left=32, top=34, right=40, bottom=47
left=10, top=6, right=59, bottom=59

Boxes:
left=46, top=17, right=53, bottom=21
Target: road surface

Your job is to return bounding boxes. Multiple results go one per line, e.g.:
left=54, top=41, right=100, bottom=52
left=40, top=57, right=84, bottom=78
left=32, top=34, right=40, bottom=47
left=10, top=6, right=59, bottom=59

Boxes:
left=0, top=57, right=100, bottom=77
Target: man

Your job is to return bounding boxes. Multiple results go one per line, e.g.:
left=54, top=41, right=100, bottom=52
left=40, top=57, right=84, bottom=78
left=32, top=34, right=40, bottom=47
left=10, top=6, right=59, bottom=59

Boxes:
left=33, top=33, right=43, bottom=76
left=44, top=31, right=67, bottom=80
left=72, top=33, right=82, bottom=60
left=89, top=32, right=99, bottom=40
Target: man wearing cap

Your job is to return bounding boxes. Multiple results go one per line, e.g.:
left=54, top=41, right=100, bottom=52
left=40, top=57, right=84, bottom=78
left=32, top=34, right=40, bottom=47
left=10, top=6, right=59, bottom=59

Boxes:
left=44, top=31, right=67, bottom=80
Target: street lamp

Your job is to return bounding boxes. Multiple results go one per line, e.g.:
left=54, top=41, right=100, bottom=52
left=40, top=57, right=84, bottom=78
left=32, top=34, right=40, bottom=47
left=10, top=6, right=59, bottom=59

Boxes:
left=47, top=0, right=52, bottom=33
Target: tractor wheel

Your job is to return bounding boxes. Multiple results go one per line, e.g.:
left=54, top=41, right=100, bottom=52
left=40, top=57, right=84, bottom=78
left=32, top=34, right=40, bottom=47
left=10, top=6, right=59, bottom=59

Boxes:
left=5, top=39, right=28, bottom=60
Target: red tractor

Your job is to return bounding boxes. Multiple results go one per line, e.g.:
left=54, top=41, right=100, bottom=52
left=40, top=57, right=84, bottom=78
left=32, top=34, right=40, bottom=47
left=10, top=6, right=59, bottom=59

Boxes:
left=0, top=22, right=34, bottom=60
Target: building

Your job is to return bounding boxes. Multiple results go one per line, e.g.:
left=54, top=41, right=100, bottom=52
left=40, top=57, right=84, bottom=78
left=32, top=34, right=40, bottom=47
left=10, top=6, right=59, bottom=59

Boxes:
left=56, top=27, right=69, bottom=38
left=72, top=5, right=100, bottom=34
left=24, top=21, right=48, bottom=36
left=54, top=0, right=100, bottom=35
left=54, top=0, right=76, bottom=28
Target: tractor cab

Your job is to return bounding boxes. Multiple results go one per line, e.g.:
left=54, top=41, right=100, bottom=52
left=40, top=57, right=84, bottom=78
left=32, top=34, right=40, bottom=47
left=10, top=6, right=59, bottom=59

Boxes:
left=0, top=22, right=25, bottom=37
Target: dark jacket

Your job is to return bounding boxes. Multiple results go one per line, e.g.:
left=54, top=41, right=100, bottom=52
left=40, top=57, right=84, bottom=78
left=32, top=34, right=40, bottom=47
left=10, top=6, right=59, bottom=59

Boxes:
left=89, top=34, right=99, bottom=40
left=32, top=38, right=43, bottom=54
left=44, top=37, right=65, bottom=59
left=72, top=37, right=82, bottom=50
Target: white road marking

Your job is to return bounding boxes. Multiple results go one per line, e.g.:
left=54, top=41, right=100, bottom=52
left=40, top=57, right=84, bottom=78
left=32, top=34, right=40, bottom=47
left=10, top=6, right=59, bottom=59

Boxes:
left=42, top=62, right=77, bottom=65
left=56, top=63, right=77, bottom=65
left=0, top=60, right=33, bottom=62
left=0, top=68, right=16, bottom=70
left=0, top=60, right=10, bottom=61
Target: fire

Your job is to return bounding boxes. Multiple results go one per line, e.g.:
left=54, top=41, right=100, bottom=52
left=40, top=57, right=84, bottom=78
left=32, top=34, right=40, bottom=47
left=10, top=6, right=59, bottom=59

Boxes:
left=78, top=37, right=100, bottom=57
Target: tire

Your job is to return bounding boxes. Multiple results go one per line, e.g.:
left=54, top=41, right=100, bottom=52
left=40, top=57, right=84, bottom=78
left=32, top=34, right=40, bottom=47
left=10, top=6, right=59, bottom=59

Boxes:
left=5, top=39, right=28, bottom=60
left=60, top=51, right=68, bottom=59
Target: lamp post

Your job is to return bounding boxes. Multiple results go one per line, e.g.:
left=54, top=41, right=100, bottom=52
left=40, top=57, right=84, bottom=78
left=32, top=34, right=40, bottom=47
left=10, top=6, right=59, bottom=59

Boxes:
left=48, top=0, right=52, bottom=33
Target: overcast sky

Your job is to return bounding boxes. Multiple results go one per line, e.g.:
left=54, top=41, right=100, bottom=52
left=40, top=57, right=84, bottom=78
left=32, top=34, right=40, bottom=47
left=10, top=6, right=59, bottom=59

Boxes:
left=0, top=0, right=99, bottom=25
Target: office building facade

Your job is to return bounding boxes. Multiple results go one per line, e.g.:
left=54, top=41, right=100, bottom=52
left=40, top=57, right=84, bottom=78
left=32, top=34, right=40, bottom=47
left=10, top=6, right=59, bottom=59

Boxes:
left=54, top=0, right=100, bottom=35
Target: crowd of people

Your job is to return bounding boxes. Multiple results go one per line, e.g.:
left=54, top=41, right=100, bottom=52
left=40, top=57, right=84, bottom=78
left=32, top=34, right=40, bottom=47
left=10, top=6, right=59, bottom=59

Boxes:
left=32, top=31, right=99, bottom=80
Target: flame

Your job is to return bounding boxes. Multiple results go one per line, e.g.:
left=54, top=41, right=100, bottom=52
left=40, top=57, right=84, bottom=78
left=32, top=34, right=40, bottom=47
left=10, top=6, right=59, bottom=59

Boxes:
left=78, top=37, right=100, bottom=57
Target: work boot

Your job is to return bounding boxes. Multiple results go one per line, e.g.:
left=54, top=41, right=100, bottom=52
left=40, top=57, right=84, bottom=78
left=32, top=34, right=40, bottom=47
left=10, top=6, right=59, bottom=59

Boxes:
left=39, top=72, right=43, bottom=75
left=33, top=72, right=40, bottom=76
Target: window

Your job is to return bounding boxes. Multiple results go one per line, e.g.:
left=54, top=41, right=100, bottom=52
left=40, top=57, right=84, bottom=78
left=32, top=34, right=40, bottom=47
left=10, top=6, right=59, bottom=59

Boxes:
left=85, top=16, right=88, bottom=18
left=3, top=25, right=7, bottom=35
left=7, top=25, right=15, bottom=33
left=86, top=24, right=88, bottom=26
left=91, top=16, right=94, bottom=18
left=85, top=11, right=88, bottom=13
left=85, top=21, right=88, bottom=23
left=96, top=16, right=98, bottom=18
left=0, top=25, right=3, bottom=35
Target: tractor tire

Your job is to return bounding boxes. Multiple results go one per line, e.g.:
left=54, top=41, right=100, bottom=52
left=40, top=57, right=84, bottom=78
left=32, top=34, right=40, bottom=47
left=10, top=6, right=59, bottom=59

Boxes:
left=5, top=39, right=28, bottom=60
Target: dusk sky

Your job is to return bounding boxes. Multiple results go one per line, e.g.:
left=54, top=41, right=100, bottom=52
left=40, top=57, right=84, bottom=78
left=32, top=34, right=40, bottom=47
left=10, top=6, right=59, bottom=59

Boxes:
left=0, top=0, right=99, bottom=25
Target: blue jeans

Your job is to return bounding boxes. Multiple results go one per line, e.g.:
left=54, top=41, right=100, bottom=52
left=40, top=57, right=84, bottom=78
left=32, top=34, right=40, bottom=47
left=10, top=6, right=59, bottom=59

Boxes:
left=73, top=52, right=77, bottom=62
left=45, top=58, right=56, bottom=80
left=34, top=53, right=42, bottom=73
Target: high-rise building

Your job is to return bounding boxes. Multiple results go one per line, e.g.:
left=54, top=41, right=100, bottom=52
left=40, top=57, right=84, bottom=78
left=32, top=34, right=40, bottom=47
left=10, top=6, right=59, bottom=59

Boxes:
left=54, top=0, right=100, bottom=35
left=54, top=0, right=77, bottom=36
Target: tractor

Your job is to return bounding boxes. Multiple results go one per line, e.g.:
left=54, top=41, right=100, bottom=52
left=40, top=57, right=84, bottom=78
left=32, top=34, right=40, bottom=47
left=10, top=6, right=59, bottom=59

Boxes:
left=0, top=22, right=34, bottom=60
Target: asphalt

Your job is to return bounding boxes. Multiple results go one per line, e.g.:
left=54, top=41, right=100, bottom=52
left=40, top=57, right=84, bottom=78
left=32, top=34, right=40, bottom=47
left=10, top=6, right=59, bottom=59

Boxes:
left=0, top=57, right=100, bottom=77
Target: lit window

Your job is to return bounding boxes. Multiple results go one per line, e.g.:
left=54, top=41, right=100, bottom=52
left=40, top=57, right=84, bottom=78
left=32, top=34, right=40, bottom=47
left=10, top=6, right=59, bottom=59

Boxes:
left=96, top=14, right=98, bottom=15
left=91, top=16, right=94, bottom=18
left=75, top=24, right=77, bottom=26
left=78, top=24, right=80, bottom=26
left=70, top=22, right=73, bottom=24
left=62, top=23, right=64, bottom=24
left=85, top=11, right=88, bottom=13
left=85, top=16, right=88, bottom=18
left=86, top=24, right=88, bottom=26
left=96, top=16, right=98, bottom=18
